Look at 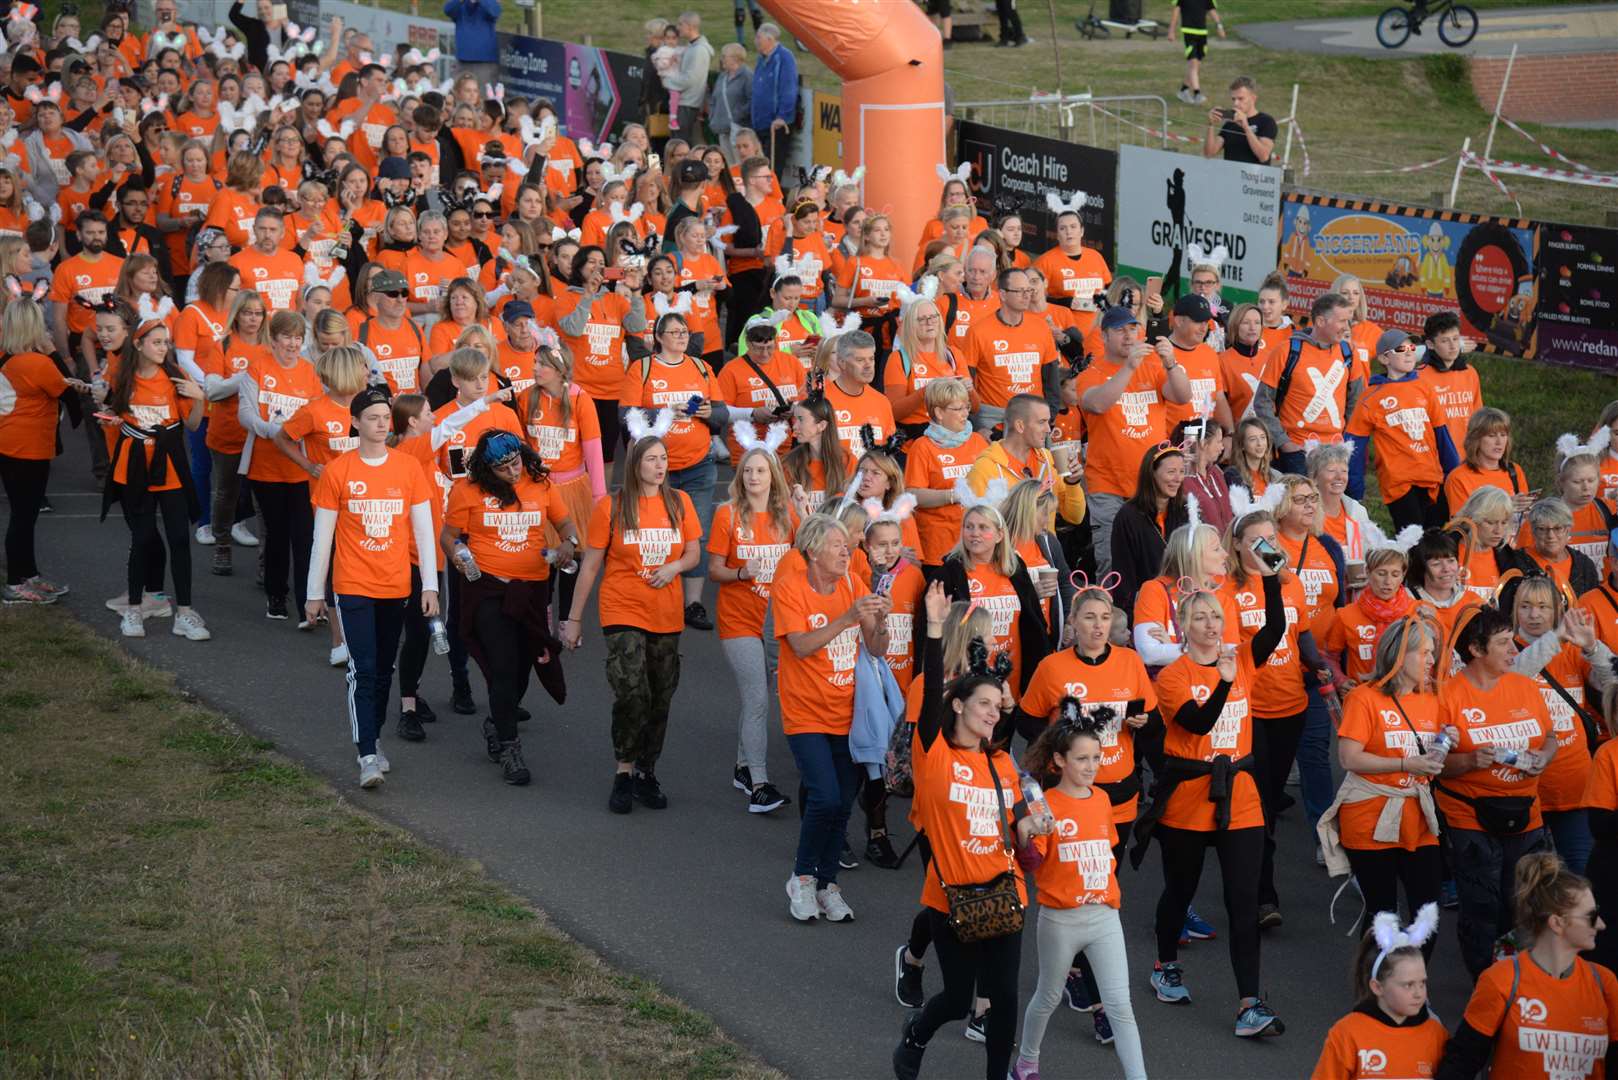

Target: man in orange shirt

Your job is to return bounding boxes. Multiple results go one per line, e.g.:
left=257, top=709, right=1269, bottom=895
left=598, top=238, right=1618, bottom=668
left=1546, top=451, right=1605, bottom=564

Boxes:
left=229, top=208, right=304, bottom=313
left=333, top=64, right=399, bottom=173
left=1076, top=303, right=1191, bottom=574
left=356, top=270, right=428, bottom=394
left=949, top=246, right=999, bottom=347
left=962, top=266, right=1059, bottom=436
left=1161, top=293, right=1233, bottom=433
left=1417, top=309, right=1482, bottom=450
left=49, top=215, right=123, bottom=363
left=1252, top=291, right=1363, bottom=475
left=823, top=330, right=895, bottom=464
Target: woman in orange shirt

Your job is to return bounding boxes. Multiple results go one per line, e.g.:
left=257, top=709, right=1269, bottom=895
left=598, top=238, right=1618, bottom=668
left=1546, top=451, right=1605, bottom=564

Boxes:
left=198, top=287, right=268, bottom=577
left=1311, top=907, right=1447, bottom=1079
left=708, top=440, right=798, bottom=813
left=832, top=214, right=905, bottom=354
left=443, top=429, right=578, bottom=786
left=555, top=245, right=649, bottom=463
left=782, top=391, right=851, bottom=517
left=0, top=299, right=83, bottom=604
left=1133, top=558, right=1286, bottom=1037
left=562, top=428, right=702, bottom=813
left=0, top=167, right=30, bottom=238
left=1318, top=615, right=1446, bottom=936
left=1331, top=273, right=1383, bottom=373
left=1442, top=406, right=1532, bottom=520
left=1437, top=853, right=1617, bottom=1079
left=1448, top=485, right=1537, bottom=602
left=427, top=279, right=504, bottom=364
left=1220, top=302, right=1266, bottom=422
left=885, top=294, right=967, bottom=437
left=1225, top=416, right=1281, bottom=499
left=99, top=317, right=210, bottom=641
left=156, top=141, right=221, bottom=279
left=202, top=151, right=263, bottom=250
left=669, top=216, right=727, bottom=364
left=942, top=502, right=1052, bottom=699
left=1323, top=545, right=1418, bottom=686
left=1132, top=522, right=1238, bottom=672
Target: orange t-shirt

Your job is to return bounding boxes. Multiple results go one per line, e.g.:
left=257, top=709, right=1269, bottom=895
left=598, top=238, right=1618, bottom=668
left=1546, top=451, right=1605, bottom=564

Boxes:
left=1335, top=686, right=1441, bottom=851
left=1258, top=336, right=1357, bottom=444
left=245, top=355, right=321, bottom=483
left=173, top=301, right=229, bottom=379
left=1310, top=1010, right=1447, bottom=1080
left=966, top=561, right=1024, bottom=695
left=1444, top=461, right=1529, bottom=514
left=1459, top=955, right=1618, bottom=1080
left=229, top=247, right=305, bottom=312
left=428, top=317, right=506, bottom=360
left=1321, top=598, right=1386, bottom=683
left=1030, top=786, right=1121, bottom=909
left=911, top=730, right=1026, bottom=913
left=1436, top=671, right=1552, bottom=832
left=1519, top=499, right=1611, bottom=567
left=203, top=187, right=259, bottom=249
left=963, top=313, right=1058, bottom=410
left=55, top=183, right=95, bottom=233
left=404, top=249, right=472, bottom=308
left=709, top=502, right=798, bottom=641
left=1220, top=344, right=1267, bottom=422
left=716, top=352, right=800, bottom=465
left=279, top=395, right=359, bottom=479
left=878, top=561, right=927, bottom=692
left=1033, top=246, right=1112, bottom=334
left=431, top=397, right=522, bottom=484
left=1074, top=356, right=1172, bottom=498
left=834, top=253, right=905, bottom=320
left=1584, top=736, right=1618, bottom=811
left=517, top=385, right=600, bottom=476
left=313, top=449, right=432, bottom=599
left=767, top=228, right=834, bottom=303
left=588, top=490, right=701, bottom=634
left=1346, top=377, right=1447, bottom=502
left=556, top=290, right=633, bottom=401
left=1461, top=543, right=1504, bottom=602
left=200, top=336, right=262, bottom=456
left=1133, top=575, right=1240, bottom=655
left=174, top=109, right=220, bottom=140
left=1019, top=645, right=1157, bottom=823
left=825, top=380, right=896, bottom=464
left=1222, top=572, right=1308, bottom=718
left=0, top=352, right=67, bottom=460
left=904, top=432, right=991, bottom=565
left=1153, top=650, right=1266, bottom=831
left=673, top=253, right=727, bottom=350
left=494, top=341, right=536, bottom=395
left=1416, top=361, right=1482, bottom=451
left=444, top=474, right=572, bottom=582
left=358, top=317, right=426, bottom=395
left=1526, top=640, right=1595, bottom=813
left=950, top=291, right=1001, bottom=347
left=1277, top=531, right=1339, bottom=639
left=158, top=175, right=220, bottom=275
left=622, top=356, right=722, bottom=471
left=50, top=253, right=123, bottom=335
left=1164, top=340, right=1225, bottom=429
left=105, top=366, right=186, bottom=490
left=773, top=569, right=868, bottom=735
left=722, top=196, right=786, bottom=275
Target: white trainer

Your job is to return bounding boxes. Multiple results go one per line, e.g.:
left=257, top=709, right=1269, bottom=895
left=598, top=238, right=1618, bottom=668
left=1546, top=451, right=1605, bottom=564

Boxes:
left=817, top=884, right=854, bottom=922
left=231, top=521, right=260, bottom=546
left=194, top=524, right=216, bottom=545
left=358, top=755, right=385, bottom=788
left=329, top=643, right=350, bottom=666
left=786, top=874, right=819, bottom=922
left=172, top=610, right=211, bottom=641
left=120, top=609, right=145, bottom=637
left=364, top=749, right=392, bottom=773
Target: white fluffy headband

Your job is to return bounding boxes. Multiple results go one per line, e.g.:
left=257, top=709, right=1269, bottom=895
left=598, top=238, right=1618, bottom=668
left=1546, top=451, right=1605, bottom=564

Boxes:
left=624, top=406, right=675, bottom=444
left=732, top=419, right=790, bottom=457
left=1371, top=903, right=1439, bottom=981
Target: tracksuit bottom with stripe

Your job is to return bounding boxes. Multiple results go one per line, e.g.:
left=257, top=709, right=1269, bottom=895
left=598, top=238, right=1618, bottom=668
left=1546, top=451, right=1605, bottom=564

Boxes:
left=336, top=594, right=407, bottom=757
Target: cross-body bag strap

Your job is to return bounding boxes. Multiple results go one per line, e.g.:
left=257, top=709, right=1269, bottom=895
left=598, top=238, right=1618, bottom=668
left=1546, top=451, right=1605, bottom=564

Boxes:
left=1388, top=693, right=1427, bottom=756
left=742, top=353, right=788, bottom=412
left=1293, top=533, right=1312, bottom=575
left=930, top=747, right=1017, bottom=891
left=1540, top=664, right=1605, bottom=747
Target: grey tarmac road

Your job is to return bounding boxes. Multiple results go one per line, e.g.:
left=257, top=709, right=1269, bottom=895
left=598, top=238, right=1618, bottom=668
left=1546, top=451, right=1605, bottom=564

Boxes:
left=12, top=442, right=1479, bottom=1080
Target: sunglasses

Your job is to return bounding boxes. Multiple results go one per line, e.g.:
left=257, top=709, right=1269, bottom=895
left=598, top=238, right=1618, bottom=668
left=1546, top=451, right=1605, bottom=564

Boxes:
left=379, top=289, right=408, bottom=299
left=473, top=211, right=494, bottom=219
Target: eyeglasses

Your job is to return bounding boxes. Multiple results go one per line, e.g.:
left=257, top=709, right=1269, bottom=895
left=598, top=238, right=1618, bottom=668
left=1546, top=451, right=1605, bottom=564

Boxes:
left=1533, top=523, right=1573, bottom=535
left=1002, top=287, right=1035, bottom=296
left=1290, top=493, right=1321, bottom=504
left=661, top=327, right=691, bottom=336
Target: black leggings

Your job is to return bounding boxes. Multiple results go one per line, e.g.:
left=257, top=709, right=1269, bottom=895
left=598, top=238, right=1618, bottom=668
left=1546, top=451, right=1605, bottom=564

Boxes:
left=1345, top=844, right=1444, bottom=947
left=124, top=487, right=192, bottom=606
left=723, top=268, right=770, bottom=356
left=1154, top=824, right=1264, bottom=999
left=1253, top=710, right=1307, bottom=909
left=912, top=907, right=1022, bottom=1080
left=1386, top=486, right=1445, bottom=532
left=994, top=0, right=1025, bottom=42
left=254, top=479, right=312, bottom=608
left=1, top=454, right=49, bottom=584
left=471, top=587, right=539, bottom=741
left=593, top=396, right=622, bottom=464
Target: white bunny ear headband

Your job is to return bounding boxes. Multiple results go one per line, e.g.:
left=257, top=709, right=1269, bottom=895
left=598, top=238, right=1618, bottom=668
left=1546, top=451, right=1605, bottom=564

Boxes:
left=652, top=291, right=692, bottom=318
left=1044, top=189, right=1088, bottom=217
left=1371, top=903, right=1439, bottom=981
left=623, top=406, right=676, bottom=445
left=862, top=493, right=917, bottom=528
left=952, top=475, right=1010, bottom=512
left=822, top=311, right=862, bottom=338
left=1185, top=242, right=1229, bottom=274
left=743, top=309, right=789, bottom=335
left=732, top=418, right=790, bottom=457
left=773, top=252, right=816, bottom=288
left=1557, top=428, right=1612, bottom=467
left=610, top=201, right=645, bottom=225
left=1364, top=522, right=1425, bottom=556
left=831, top=166, right=865, bottom=189
left=895, top=274, right=940, bottom=312
left=935, top=162, right=971, bottom=185
left=602, top=162, right=637, bottom=186
left=1226, top=483, right=1284, bottom=520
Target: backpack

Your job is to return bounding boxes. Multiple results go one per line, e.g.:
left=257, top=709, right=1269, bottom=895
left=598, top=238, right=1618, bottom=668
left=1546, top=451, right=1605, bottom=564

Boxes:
left=358, top=316, right=425, bottom=354
left=1273, top=332, right=1354, bottom=415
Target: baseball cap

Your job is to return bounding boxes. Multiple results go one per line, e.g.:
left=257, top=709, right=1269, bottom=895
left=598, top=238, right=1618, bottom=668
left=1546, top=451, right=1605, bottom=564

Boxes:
left=350, top=385, right=392, bottom=418
left=500, top=299, right=535, bottom=323
left=1377, top=328, right=1419, bottom=356
left=371, top=268, right=408, bottom=294
left=378, top=156, right=411, bottom=180
left=1173, top=294, right=1212, bottom=321
left=1099, top=305, right=1139, bottom=331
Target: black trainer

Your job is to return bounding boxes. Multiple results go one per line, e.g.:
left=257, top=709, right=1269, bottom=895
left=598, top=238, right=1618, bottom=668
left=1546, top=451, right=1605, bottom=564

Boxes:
left=683, top=601, right=713, bottom=630
left=499, top=741, right=531, bottom=785
left=397, top=709, right=426, bottom=742
left=415, top=699, right=437, bottom=723
left=515, top=706, right=531, bottom=723
left=840, top=842, right=860, bottom=870
left=211, top=547, right=232, bottom=576
left=748, top=782, right=789, bottom=814
left=894, top=945, right=925, bottom=1008
left=633, top=769, right=669, bottom=809
left=892, top=1011, right=926, bottom=1080
left=733, top=764, right=753, bottom=793
left=609, top=772, right=635, bottom=814
left=481, top=718, right=502, bottom=761
left=451, top=682, right=476, bottom=715
left=266, top=596, right=288, bottom=620
left=866, top=831, right=901, bottom=869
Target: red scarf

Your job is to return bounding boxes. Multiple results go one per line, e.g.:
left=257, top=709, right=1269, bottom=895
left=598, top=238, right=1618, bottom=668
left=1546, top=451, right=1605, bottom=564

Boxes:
left=1358, top=586, right=1415, bottom=637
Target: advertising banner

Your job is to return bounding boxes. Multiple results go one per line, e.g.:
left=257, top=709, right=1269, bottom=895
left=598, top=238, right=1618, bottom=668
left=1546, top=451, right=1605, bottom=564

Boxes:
left=1117, top=144, right=1282, bottom=305
left=496, top=33, right=645, bottom=145
left=1278, top=194, right=1539, bottom=358
left=811, top=91, right=843, bottom=170
left=955, top=120, right=1117, bottom=268
left=1534, top=223, right=1618, bottom=371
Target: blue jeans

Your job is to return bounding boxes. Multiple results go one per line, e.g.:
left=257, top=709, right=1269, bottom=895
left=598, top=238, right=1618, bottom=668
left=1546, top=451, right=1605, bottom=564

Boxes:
left=1276, top=448, right=1308, bottom=476
left=1299, top=684, right=1335, bottom=828
left=668, top=457, right=717, bottom=581
left=788, top=732, right=860, bottom=886
left=188, top=422, right=212, bottom=527
left=334, top=593, right=407, bottom=757
left=1546, top=808, right=1593, bottom=875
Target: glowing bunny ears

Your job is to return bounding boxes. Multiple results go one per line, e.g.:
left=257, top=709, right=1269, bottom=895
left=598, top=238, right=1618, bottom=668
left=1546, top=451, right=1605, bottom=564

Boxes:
left=1557, top=428, right=1612, bottom=466
left=952, top=475, right=1010, bottom=512
left=624, top=406, right=676, bottom=445
left=518, top=113, right=557, bottom=146
left=822, top=310, right=862, bottom=337
left=831, top=166, right=865, bottom=189
left=1186, top=242, right=1229, bottom=273
left=1371, top=904, right=1439, bottom=981
left=1045, top=189, right=1088, bottom=217
left=732, top=418, right=791, bottom=457
left=1227, top=483, right=1284, bottom=520
left=895, top=274, right=940, bottom=312
left=863, top=493, right=917, bottom=527
left=935, top=162, right=971, bottom=185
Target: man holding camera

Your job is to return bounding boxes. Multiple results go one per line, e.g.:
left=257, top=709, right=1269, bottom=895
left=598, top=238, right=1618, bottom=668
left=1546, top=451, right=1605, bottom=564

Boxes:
left=1202, top=75, right=1277, bottom=166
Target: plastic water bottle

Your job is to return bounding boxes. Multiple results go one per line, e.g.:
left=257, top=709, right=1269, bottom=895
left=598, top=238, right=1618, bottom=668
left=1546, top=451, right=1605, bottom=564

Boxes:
left=1020, top=774, right=1055, bottom=832
left=452, top=543, right=481, bottom=581
left=542, top=548, right=579, bottom=574
left=428, top=617, right=451, bottom=656
left=1429, top=730, right=1454, bottom=756
left=1493, top=745, right=1520, bottom=767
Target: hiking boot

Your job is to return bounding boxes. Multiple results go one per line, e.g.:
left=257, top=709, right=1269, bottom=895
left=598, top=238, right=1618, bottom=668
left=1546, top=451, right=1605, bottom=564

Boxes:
left=608, top=772, right=635, bottom=814
left=499, top=741, right=531, bottom=785
left=632, top=769, right=668, bottom=809
left=481, top=717, right=501, bottom=761
left=212, top=546, right=233, bottom=575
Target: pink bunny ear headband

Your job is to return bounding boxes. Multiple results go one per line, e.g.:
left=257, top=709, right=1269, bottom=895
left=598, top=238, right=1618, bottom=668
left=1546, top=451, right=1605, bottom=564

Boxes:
left=1068, top=569, right=1121, bottom=596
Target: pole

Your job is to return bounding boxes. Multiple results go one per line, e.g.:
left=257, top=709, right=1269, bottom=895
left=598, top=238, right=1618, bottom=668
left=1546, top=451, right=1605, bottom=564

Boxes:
left=1448, top=136, right=1470, bottom=208
left=1281, top=82, right=1298, bottom=170
left=1482, top=43, right=1516, bottom=163
left=1044, top=0, right=1063, bottom=97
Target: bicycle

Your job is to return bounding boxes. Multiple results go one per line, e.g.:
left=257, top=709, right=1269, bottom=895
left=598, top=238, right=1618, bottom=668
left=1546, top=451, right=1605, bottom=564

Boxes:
left=1376, top=0, right=1479, bottom=49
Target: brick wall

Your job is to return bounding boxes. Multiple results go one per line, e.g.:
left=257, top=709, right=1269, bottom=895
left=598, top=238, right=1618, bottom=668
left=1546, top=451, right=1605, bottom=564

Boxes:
left=1470, top=52, right=1618, bottom=124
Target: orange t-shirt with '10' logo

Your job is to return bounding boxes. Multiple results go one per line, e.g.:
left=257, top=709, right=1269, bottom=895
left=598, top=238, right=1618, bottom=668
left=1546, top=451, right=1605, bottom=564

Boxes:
left=313, top=449, right=432, bottom=599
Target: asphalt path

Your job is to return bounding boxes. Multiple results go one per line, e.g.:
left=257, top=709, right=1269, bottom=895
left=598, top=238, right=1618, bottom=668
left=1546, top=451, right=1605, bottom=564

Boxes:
left=1239, top=2, right=1618, bottom=59
left=12, top=437, right=1480, bottom=1080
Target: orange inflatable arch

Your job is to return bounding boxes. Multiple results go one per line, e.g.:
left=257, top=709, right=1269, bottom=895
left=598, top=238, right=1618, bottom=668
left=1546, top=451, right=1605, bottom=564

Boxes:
left=760, top=0, right=946, bottom=264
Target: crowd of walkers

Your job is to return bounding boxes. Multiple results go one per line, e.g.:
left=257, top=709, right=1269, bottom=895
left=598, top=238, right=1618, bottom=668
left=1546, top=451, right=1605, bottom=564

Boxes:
left=2, top=7, right=1618, bottom=1078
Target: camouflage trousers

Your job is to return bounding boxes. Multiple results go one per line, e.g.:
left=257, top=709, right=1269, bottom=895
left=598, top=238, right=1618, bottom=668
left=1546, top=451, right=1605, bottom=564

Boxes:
left=604, top=628, right=682, bottom=769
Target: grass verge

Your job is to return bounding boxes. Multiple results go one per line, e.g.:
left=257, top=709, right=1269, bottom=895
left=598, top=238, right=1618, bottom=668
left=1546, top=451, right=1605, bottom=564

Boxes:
left=0, top=605, right=779, bottom=1080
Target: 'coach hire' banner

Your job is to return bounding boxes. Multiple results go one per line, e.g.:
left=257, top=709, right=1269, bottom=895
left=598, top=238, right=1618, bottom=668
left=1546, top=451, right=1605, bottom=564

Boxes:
left=956, top=120, right=1117, bottom=269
